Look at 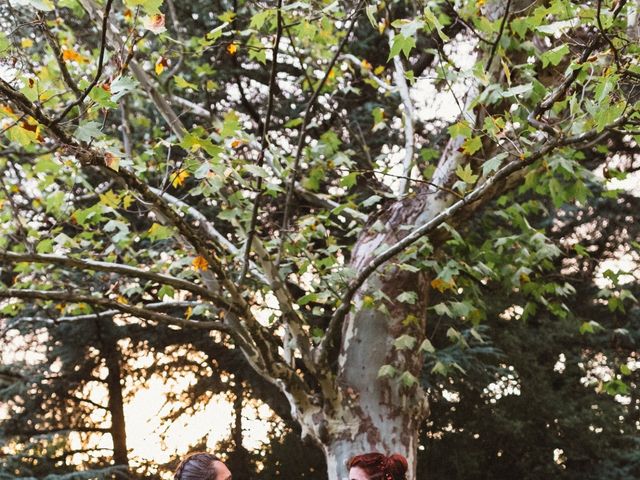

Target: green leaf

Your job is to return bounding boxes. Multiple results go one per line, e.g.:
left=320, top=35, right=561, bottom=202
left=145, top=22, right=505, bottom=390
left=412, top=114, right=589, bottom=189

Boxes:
left=424, top=7, right=449, bottom=41
left=124, top=0, right=163, bottom=14
left=419, top=338, right=435, bottom=353
left=431, top=361, right=447, bottom=375
left=340, top=172, right=358, bottom=188
left=297, top=293, right=317, bottom=306
left=366, top=4, right=378, bottom=28
left=502, top=83, right=533, bottom=98
left=148, top=222, right=173, bottom=241
left=284, top=118, right=303, bottom=128
left=456, top=164, right=479, bottom=184
left=173, top=75, right=198, bottom=90
left=250, top=9, right=274, bottom=29
left=579, top=320, right=603, bottom=334
left=218, top=10, right=236, bottom=22
left=433, top=302, right=452, bottom=317
left=35, top=157, right=61, bottom=174
left=388, top=34, right=416, bottom=60
left=396, top=291, right=418, bottom=304
left=398, top=371, right=418, bottom=387
left=462, top=136, right=483, bottom=155
left=244, top=164, right=270, bottom=178
left=394, top=334, right=417, bottom=350
left=378, top=364, right=397, bottom=378
left=10, top=0, right=54, bottom=11
left=540, top=44, right=569, bottom=68
left=448, top=121, right=472, bottom=139
left=74, top=121, right=103, bottom=142
left=0, top=32, right=10, bottom=54
left=111, top=76, right=139, bottom=101
left=596, top=103, right=624, bottom=133
left=482, top=152, right=508, bottom=176
left=220, top=110, right=241, bottom=137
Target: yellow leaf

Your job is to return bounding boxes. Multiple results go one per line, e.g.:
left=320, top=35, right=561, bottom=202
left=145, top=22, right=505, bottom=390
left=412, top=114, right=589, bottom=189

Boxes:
left=373, top=65, right=385, bottom=75
left=155, top=56, right=168, bottom=75
left=185, top=306, right=193, bottom=320
left=171, top=169, right=190, bottom=188
left=99, top=190, right=120, bottom=208
left=192, top=255, right=209, bottom=271
left=116, top=295, right=128, bottom=304
left=122, top=193, right=134, bottom=209
left=227, top=43, right=238, bottom=55
left=21, top=38, right=33, bottom=48
left=328, top=68, right=336, bottom=79
left=501, top=58, right=511, bottom=85
left=361, top=59, right=372, bottom=70
left=477, top=0, right=486, bottom=6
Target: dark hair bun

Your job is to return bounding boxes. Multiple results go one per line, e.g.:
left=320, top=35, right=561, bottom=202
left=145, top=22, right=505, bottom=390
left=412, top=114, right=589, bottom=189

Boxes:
left=386, top=454, right=408, bottom=478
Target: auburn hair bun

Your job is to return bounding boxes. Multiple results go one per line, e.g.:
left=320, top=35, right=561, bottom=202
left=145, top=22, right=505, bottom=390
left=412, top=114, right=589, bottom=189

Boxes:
left=385, top=453, right=409, bottom=477
left=347, top=452, right=409, bottom=480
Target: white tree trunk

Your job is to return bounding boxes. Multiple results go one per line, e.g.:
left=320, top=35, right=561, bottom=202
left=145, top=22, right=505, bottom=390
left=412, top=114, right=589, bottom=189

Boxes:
left=323, top=420, right=420, bottom=480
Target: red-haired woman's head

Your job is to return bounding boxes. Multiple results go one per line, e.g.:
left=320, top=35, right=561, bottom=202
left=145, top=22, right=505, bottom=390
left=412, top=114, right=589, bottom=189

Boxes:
left=347, top=452, right=408, bottom=480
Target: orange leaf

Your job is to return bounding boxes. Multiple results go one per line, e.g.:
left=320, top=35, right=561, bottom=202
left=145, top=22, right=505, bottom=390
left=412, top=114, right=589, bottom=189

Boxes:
left=227, top=43, right=238, bottom=55
left=192, top=255, right=209, bottom=271
left=62, top=48, right=88, bottom=63
left=431, top=278, right=455, bottom=293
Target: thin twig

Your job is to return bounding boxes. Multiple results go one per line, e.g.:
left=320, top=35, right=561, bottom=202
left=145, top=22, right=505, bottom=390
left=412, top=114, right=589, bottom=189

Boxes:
left=52, top=0, right=115, bottom=125
left=277, top=0, right=366, bottom=267
left=485, top=0, right=512, bottom=72
left=239, top=0, right=283, bottom=283
left=38, top=15, right=82, bottom=98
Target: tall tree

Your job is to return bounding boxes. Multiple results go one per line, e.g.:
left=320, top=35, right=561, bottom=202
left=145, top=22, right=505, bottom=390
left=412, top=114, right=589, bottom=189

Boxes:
left=1, top=0, right=640, bottom=478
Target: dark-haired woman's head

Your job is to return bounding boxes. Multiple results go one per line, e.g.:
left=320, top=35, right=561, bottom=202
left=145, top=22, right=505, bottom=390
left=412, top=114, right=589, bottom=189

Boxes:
left=347, top=452, right=408, bottom=480
left=174, top=452, right=232, bottom=480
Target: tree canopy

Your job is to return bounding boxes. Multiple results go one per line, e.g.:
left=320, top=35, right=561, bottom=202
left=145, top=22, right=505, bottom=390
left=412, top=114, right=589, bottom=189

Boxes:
left=0, top=0, right=639, bottom=478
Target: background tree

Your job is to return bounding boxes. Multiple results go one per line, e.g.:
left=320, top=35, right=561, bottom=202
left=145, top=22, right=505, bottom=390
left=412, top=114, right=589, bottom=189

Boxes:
left=1, top=0, right=640, bottom=478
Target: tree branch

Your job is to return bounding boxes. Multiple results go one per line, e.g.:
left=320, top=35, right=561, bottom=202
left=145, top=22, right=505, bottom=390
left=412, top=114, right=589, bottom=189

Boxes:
left=0, top=288, right=228, bottom=331
left=0, top=251, right=228, bottom=307
left=388, top=30, right=416, bottom=196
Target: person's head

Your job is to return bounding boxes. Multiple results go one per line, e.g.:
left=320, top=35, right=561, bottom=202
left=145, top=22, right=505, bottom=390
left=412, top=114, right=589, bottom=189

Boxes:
left=347, top=452, right=408, bottom=480
left=174, top=452, right=232, bottom=480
